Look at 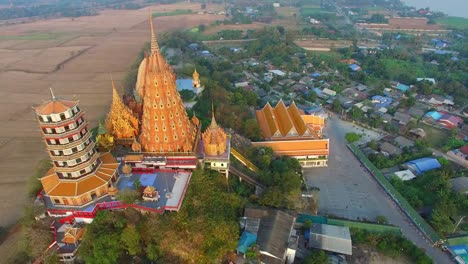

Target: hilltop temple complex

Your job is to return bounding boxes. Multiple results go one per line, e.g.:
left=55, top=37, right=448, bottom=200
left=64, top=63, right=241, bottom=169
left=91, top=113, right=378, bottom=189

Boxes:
left=35, top=15, right=230, bottom=223
left=253, top=100, right=329, bottom=167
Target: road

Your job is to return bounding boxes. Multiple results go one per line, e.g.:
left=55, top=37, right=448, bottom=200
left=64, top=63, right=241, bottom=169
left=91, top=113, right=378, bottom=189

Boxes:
left=304, top=115, right=453, bottom=263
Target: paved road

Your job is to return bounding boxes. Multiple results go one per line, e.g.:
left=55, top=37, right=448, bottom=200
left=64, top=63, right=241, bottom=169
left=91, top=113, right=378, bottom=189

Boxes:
left=304, top=115, right=453, bottom=263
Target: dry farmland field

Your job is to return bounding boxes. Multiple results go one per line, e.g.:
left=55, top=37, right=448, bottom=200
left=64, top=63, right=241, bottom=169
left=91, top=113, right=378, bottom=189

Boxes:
left=0, top=2, right=222, bottom=237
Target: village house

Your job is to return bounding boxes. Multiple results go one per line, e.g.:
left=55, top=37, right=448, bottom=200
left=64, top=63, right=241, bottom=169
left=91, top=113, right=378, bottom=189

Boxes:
left=446, top=146, right=468, bottom=168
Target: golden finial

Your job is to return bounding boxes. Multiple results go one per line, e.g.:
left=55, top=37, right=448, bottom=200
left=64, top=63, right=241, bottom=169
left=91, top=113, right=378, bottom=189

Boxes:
left=210, top=100, right=217, bottom=128
left=149, top=9, right=159, bottom=54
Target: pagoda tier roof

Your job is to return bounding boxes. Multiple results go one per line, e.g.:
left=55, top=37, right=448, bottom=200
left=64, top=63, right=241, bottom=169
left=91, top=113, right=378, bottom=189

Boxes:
left=40, top=152, right=118, bottom=197
left=35, top=99, right=78, bottom=115
left=252, top=139, right=329, bottom=156
left=256, top=100, right=324, bottom=140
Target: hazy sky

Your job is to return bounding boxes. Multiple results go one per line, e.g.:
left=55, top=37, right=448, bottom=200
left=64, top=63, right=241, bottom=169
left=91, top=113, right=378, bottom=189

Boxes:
left=402, top=0, right=468, bottom=18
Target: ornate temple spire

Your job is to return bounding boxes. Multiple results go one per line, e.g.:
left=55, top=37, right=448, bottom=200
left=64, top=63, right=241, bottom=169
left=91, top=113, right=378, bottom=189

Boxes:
left=137, top=14, right=196, bottom=153
left=210, top=101, right=217, bottom=128
left=202, top=103, right=227, bottom=156
left=106, top=80, right=139, bottom=139
left=149, top=12, right=159, bottom=54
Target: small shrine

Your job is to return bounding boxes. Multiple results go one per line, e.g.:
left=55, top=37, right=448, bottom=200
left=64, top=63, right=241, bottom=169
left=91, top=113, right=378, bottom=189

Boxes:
left=62, top=225, right=85, bottom=246
left=142, top=186, right=159, bottom=201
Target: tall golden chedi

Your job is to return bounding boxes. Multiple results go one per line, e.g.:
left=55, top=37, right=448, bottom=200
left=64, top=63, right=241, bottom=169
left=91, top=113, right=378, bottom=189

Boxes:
left=35, top=89, right=119, bottom=207
left=135, top=15, right=198, bottom=153
left=105, top=80, right=139, bottom=139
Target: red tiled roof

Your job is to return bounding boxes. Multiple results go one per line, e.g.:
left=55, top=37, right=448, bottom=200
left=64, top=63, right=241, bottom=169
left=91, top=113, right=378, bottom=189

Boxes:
left=460, top=145, right=468, bottom=155
left=35, top=100, right=78, bottom=115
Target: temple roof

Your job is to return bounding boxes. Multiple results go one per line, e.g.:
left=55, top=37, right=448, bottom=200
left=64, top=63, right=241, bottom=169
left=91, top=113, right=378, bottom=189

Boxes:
left=137, top=15, right=196, bottom=153
left=252, top=139, right=329, bottom=156
left=256, top=100, right=321, bottom=140
left=62, top=226, right=85, bottom=244
left=40, top=152, right=118, bottom=197
left=35, top=88, right=79, bottom=115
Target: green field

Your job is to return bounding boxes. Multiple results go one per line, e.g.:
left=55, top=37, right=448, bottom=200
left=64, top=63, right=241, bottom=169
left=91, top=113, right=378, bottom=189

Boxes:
left=300, top=7, right=323, bottom=16
left=436, top=16, right=468, bottom=30
left=152, top=9, right=193, bottom=18
left=418, top=123, right=450, bottom=148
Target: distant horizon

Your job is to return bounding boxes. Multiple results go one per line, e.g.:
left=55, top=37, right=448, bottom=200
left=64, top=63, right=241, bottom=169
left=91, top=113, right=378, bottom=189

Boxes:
left=402, top=0, right=468, bottom=18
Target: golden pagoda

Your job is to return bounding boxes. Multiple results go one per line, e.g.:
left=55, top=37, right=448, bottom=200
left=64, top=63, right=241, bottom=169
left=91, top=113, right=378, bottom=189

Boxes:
left=136, top=15, right=197, bottom=153
left=202, top=104, right=227, bottom=156
left=106, top=80, right=139, bottom=139
left=192, top=68, right=201, bottom=88
left=202, top=104, right=230, bottom=177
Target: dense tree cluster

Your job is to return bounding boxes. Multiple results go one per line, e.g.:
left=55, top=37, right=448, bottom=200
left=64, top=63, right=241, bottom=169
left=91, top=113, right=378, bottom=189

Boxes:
left=390, top=168, right=468, bottom=235
left=244, top=147, right=304, bottom=209
left=351, top=229, right=433, bottom=264
left=79, top=170, right=244, bottom=264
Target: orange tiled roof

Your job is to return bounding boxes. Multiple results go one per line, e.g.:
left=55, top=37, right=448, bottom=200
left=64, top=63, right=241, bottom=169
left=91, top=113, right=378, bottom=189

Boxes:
left=125, top=154, right=144, bottom=162
left=256, top=100, right=324, bottom=139
left=301, top=115, right=325, bottom=126
left=62, top=226, right=85, bottom=244
left=35, top=100, right=78, bottom=115
left=40, top=153, right=118, bottom=197
left=252, top=139, right=329, bottom=156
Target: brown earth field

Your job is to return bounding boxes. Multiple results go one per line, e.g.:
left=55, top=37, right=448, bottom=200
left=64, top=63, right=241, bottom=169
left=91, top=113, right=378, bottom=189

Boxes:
left=202, top=22, right=268, bottom=35
left=295, top=39, right=353, bottom=51
left=0, top=3, right=223, bottom=231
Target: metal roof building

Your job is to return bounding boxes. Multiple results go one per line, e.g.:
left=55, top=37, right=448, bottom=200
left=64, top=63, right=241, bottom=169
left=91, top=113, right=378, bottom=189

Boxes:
left=307, top=224, right=352, bottom=255
left=404, top=157, right=441, bottom=175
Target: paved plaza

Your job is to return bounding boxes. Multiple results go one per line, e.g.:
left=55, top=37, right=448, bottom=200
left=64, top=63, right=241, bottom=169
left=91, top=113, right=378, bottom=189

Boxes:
left=304, top=116, right=452, bottom=263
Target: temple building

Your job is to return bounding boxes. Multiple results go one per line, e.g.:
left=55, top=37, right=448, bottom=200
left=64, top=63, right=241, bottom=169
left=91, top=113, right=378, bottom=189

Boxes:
left=201, top=105, right=230, bottom=177
left=253, top=100, right=329, bottom=167
left=193, top=68, right=201, bottom=88
left=175, top=68, right=205, bottom=101
left=105, top=80, right=139, bottom=140
left=131, top=15, right=199, bottom=154
left=35, top=90, right=119, bottom=208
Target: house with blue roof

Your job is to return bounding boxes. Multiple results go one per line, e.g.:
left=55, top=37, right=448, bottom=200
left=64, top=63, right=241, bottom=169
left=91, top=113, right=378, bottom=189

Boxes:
left=395, top=83, right=410, bottom=92
left=404, top=158, right=441, bottom=175
left=311, top=72, right=321, bottom=78
left=237, top=231, right=257, bottom=254
left=425, top=111, right=443, bottom=121
left=371, top=95, right=393, bottom=108
left=349, top=64, right=361, bottom=71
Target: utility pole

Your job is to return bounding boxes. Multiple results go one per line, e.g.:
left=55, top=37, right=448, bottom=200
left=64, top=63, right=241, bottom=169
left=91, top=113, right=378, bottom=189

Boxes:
left=452, top=216, right=466, bottom=233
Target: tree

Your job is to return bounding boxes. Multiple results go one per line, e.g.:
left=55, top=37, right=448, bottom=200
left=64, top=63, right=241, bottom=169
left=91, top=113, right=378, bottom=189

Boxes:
left=302, top=250, right=328, bottom=264
left=345, top=132, right=361, bottom=143
left=376, top=215, right=388, bottom=224
left=145, top=244, right=161, bottom=261
left=121, top=225, right=141, bottom=255
left=332, top=99, right=343, bottom=112
left=116, top=189, right=141, bottom=204
left=198, top=24, right=206, bottom=32
left=133, top=179, right=141, bottom=189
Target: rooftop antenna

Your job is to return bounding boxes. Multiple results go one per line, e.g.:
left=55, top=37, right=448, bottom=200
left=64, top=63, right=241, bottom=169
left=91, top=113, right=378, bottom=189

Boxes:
left=49, top=87, right=56, bottom=101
